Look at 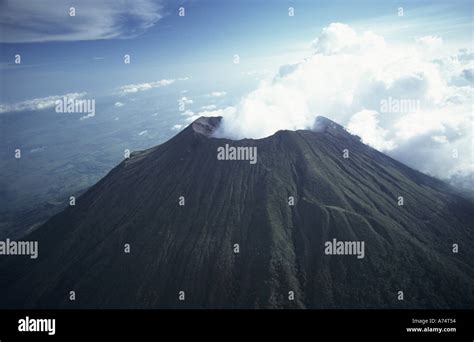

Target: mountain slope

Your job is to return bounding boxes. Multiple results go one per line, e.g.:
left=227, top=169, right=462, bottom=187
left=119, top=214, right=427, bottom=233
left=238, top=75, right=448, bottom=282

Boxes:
left=1, top=116, right=473, bottom=309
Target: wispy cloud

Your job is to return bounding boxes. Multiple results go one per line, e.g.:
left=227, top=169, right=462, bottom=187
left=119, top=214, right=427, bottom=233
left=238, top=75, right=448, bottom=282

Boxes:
left=201, top=104, right=216, bottom=110
left=0, top=0, right=164, bottom=43
left=209, top=91, right=227, bottom=97
left=79, top=112, right=95, bottom=120
left=0, top=93, right=86, bottom=114
left=119, top=79, right=175, bottom=95
left=178, top=96, right=193, bottom=105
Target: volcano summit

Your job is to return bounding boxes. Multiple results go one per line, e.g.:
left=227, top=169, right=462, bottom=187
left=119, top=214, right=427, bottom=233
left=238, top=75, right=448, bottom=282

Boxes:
left=1, top=116, right=473, bottom=309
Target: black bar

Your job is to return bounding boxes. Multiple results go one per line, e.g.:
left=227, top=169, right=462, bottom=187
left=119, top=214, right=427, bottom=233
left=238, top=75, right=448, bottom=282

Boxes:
left=0, top=310, right=472, bottom=341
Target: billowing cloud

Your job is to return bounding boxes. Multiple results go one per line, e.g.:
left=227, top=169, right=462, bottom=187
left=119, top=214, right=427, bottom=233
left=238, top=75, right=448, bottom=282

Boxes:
left=0, top=92, right=86, bottom=113
left=0, top=0, right=164, bottom=43
left=119, top=79, right=174, bottom=95
left=311, top=22, right=385, bottom=55
left=347, top=110, right=395, bottom=151
left=216, top=23, right=473, bottom=184
left=114, top=102, right=125, bottom=107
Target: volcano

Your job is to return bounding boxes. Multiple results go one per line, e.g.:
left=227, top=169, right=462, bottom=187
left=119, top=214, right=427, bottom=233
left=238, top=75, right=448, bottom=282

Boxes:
left=1, top=116, right=473, bottom=309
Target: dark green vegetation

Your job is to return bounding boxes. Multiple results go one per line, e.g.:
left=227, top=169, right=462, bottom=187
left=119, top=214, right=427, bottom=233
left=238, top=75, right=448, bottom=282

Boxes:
left=1, top=116, right=473, bottom=309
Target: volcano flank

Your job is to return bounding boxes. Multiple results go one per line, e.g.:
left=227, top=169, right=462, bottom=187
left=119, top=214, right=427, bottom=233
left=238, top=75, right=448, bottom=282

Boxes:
left=1, top=116, right=473, bottom=309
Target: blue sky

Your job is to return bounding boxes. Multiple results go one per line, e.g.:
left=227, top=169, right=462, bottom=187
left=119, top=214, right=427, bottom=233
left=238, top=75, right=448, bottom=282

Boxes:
left=1, top=0, right=472, bottom=102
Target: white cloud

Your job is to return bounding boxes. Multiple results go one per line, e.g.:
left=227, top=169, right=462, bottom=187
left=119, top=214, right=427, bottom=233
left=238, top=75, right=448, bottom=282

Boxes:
left=138, top=130, right=148, bottom=136
left=201, top=104, right=217, bottom=110
left=311, top=22, right=386, bottom=55
left=80, top=112, right=95, bottom=120
left=114, top=102, right=125, bottom=107
left=182, top=110, right=195, bottom=117
left=181, top=106, right=236, bottom=124
left=0, top=0, right=164, bottom=43
left=178, top=97, right=193, bottom=105
left=191, top=106, right=236, bottom=123
left=217, top=23, right=473, bottom=183
left=171, top=124, right=183, bottom=131
left=209, top=91, right=227, bottom=97
left=0, top=92, right=86, bottom=114
left=416, top=35, right=443, bottom=48
left=119, top=79, right=175, bottom=95
left=347, top=110, right=395, bottom=150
